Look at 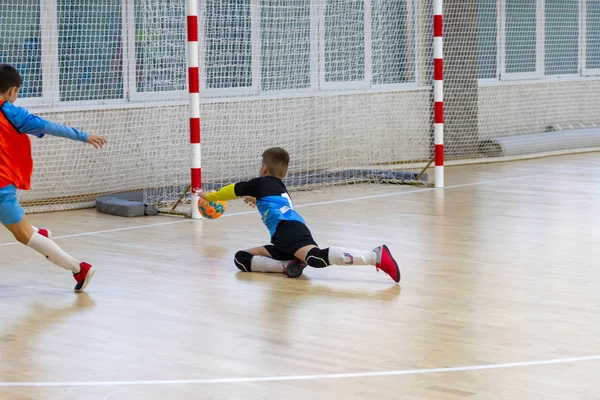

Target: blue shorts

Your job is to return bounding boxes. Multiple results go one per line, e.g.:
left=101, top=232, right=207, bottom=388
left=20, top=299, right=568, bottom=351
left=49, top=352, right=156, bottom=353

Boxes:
left=0, top=184, right=25, bottom=225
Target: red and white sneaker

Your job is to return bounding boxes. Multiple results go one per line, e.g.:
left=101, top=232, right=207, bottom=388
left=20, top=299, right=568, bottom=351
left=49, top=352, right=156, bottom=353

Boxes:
left=38, top=228, right=52, bottom=238
left=374, top=245, right=400, bottom=283
left=73, top=262, right=95, bottom=292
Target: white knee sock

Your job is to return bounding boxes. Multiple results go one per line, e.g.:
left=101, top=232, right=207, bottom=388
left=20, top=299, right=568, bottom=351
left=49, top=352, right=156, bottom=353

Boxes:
left=27, top=232, right=81, bottom=273
left=250, top=256, right=291, bottom=273
left=328, top=247, right=376, bottom=266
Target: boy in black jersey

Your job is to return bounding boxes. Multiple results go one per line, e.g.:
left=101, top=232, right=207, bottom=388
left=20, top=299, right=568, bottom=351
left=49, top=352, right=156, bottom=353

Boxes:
left=196, top=147, right=400, bottom=282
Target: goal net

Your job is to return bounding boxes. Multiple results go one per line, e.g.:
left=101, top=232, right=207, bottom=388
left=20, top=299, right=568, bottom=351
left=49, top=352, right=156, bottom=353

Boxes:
left=2, top=0, right=600, bottom=213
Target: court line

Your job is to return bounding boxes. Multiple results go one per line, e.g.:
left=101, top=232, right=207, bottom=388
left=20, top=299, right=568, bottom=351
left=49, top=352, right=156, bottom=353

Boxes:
left=1, top=354, right=599, bottom=387
left=0, top=219, right=194, bottom=247
left=0, top=171, right=556, bottom=248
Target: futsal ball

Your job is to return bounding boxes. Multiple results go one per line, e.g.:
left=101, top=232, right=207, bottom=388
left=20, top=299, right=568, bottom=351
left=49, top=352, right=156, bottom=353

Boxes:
left=198, top=199, right=227, bottom=219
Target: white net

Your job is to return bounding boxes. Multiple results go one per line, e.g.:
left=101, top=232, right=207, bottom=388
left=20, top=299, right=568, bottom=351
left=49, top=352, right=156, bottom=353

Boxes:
left=1, top=0, right=600, bottom=213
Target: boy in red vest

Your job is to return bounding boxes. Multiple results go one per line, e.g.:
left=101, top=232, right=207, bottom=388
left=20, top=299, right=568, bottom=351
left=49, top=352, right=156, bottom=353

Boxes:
left=0, top=64, right=106, bottom=292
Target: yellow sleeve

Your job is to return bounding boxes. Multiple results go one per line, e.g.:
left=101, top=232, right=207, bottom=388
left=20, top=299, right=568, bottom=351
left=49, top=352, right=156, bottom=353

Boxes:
left=205, top=184, right=239, bottom=202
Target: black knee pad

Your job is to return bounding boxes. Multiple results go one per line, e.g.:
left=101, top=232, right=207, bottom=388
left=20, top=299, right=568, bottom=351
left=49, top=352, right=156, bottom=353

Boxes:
left=234, top=251, right=253, bottom=272
left=305, top=247, right=330, bottom=268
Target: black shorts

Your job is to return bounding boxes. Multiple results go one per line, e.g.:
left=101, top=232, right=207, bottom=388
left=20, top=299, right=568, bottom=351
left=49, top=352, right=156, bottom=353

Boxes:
left=264, top=220, right=318, bottom=261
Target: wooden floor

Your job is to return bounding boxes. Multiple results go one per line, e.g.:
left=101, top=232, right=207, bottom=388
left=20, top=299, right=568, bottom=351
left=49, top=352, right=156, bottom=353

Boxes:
left=1, top=153, right=600, bottom=400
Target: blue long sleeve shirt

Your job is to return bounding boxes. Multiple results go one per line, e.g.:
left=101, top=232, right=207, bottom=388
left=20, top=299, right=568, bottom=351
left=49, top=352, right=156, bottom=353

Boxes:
left=1, top=101, right=89, bottom=142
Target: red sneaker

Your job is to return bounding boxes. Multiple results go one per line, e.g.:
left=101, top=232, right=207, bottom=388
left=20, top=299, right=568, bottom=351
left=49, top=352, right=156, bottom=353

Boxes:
left=375, top=245, right=400, bottom=283
left=73, top=262, right=95, bottom=292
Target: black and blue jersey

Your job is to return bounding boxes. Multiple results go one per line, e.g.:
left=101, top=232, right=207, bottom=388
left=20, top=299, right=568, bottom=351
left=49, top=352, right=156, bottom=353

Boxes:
left=234, top=176, right=305, bottom=237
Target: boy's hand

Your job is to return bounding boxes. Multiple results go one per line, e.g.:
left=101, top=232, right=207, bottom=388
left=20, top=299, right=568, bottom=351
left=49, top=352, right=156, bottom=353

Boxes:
left=243, top=196, right=256, bottom=208
left=87, top=135, right=107, bottom=149
left=192, top=188, right=208, bottom=199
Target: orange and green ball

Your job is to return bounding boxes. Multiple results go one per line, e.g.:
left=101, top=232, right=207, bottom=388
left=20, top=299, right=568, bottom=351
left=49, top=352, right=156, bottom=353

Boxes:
left=198, top=200, right=227, bottom=219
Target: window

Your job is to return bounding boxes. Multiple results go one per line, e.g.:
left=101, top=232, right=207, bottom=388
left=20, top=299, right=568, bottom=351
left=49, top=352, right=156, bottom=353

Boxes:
left=57, top=0, right=123, bottom=102
left=586, top=0, right=600, bottom=71
left=545, top=0, right=579, bottom=76
left=134, top=0, right=186, bottom=93
left=204, top=0, right=252, bottom=90
left=0, top=0, right=42, bottom=99
left=504, top=0, right=539, bottom=75
left=324, top=0, right=365, bottom=84
left=372, top=0, right=414, bottom=84
left=478, top=0, right=498, bottom=79
left=260, top=0, right=312, bottom=91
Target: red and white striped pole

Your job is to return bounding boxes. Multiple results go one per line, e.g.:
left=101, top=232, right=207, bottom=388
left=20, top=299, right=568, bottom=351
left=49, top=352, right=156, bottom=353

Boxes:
left=187, top=0, right=202, bottom=218
left=434, top=0, right=444, bottom=188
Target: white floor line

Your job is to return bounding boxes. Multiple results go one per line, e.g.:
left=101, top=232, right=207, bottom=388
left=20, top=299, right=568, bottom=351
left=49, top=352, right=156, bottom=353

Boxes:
left=1, top=354, right=599, bottom=387
left=0, top=171, right=558, bottom=248
left=0, top=219, right=193, bottom=247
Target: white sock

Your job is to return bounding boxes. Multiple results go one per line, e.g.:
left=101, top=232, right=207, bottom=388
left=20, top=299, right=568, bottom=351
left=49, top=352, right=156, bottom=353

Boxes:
left=250, top=256, right=291, bottom=273
left=328, top=247, right=376, bottom=266
left=27, top=232, right=81, bottom=273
